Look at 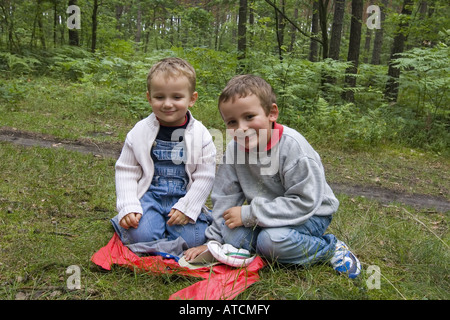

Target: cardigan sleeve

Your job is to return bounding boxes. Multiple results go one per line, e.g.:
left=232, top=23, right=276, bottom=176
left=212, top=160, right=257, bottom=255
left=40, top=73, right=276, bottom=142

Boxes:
left=115, top=134, right=144, bottom=222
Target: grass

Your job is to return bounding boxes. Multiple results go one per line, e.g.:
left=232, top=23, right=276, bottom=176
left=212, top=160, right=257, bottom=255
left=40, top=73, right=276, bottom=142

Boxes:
left=2, top=77, right=448, bottom=201
left=0, top=143, right=201, bottom=300
left=0, top=77, right=137, bottom=143
left=320, top=146, right=449, bottom=200
left=1, top=76, right=449, bottom=300
left=0, top=142, right=448, bottom=300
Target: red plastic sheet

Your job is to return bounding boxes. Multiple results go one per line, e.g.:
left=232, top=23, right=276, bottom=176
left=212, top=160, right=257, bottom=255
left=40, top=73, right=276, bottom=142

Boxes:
left=91, top=233, right=266, bottom=300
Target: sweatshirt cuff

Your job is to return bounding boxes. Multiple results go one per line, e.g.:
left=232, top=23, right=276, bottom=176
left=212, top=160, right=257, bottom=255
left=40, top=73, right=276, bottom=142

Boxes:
left=240, top=205, right=257, bottom=227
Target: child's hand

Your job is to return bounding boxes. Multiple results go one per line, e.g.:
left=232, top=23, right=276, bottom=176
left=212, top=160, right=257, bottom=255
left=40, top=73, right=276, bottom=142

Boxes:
left=167, top=209, right=190, bottom=226
left=223, top=206, right=243, bottom=229
left=120, top=212, right=142, bottom=229
left=184, top=245, right=208, bottom=261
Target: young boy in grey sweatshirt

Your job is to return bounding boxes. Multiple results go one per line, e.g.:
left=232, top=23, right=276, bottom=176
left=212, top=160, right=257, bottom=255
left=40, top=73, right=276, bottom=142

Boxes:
left=184, top=75, right=361, bottom=278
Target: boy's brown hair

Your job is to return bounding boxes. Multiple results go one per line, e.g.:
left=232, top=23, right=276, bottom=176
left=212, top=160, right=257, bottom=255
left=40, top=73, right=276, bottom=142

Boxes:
left=218, top=75, right=277, bottom=115
left=147, top=57, right=196, bottom=93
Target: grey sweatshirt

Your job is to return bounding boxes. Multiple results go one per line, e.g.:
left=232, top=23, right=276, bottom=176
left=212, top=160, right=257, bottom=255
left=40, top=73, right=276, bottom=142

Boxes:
left=205, top=124, right=339, bottom=243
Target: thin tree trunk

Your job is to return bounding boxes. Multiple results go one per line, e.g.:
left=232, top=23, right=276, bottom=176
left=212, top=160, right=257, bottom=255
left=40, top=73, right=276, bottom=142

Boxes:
left=53, top=0, right=58, bottom=47
left=68, top=0, right=79, bottom=46
left=135, top=0, right=142, bottom=43
left=288, top=3, right=299, bottom=52
left=371, top=0, right=388, bottom=65
left=329, top=0, right=346, bottom=60
left=317, top=0, right=329, bottom=59
left=363, top=28, right=372, bottom=63
left=237, top=0, right=248, bottom=72
left=37, top=0, right=46, bottom=50
left=91, top=0, right=99, bottom=52
left=343, top=0, right=364, bottom=102
left=309, top=1, right=319, bottom=62
left=384, top=0, right=413, bottom=101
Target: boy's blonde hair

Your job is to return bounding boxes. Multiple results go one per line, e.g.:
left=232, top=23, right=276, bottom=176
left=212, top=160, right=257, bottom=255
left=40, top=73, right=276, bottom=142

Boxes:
left=147, top=57, right=196, bottom=93
left=218, top=75, right=277, bottom=115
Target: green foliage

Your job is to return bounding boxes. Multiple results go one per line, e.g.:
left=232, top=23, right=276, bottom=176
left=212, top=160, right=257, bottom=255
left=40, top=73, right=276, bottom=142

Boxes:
left=1, top=43, right=448, bottom=154
left=0, top=52, right=41, bottom=77
left=173, top=46, right=237, bottom=97
left=0, top=78, right=28, bottom=106
left=395, top=44, right=450, bottom=114
left=290, top=99, right=387, bottom=150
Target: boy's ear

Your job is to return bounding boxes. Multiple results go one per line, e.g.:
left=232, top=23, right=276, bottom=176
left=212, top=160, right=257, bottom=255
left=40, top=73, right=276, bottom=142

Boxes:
left=146, top=91, right=151, bottom=103
left=269, top=103, right=279, bottom=122
left=189, top=91, right=198, bottom=107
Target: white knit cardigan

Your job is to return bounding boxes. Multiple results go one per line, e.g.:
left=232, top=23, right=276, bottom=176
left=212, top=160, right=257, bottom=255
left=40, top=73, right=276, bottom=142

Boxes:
left=115, top=111, right=216, bottom=223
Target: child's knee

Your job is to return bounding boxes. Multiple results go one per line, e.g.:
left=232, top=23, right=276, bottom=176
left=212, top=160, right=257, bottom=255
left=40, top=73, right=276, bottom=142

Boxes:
left=222, top=225, right=258, bottom=251
left=256, top=228, right=295, bottom=260
left=127, top=227, right=163, bottom=244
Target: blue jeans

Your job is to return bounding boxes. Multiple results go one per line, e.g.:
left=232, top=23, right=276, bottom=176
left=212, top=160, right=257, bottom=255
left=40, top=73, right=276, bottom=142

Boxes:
left=111, top=139, right=209, bottom=248
left=222, top=215, right=337, bottom=266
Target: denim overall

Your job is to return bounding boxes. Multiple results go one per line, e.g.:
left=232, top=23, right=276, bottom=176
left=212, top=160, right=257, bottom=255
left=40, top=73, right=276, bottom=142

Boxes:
left=111, top=139, right=209, bottom=248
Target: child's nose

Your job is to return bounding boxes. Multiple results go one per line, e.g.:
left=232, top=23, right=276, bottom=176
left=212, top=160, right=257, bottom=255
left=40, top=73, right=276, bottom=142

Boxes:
left=163, top=98, right=174, bottom=107
left=237, top=121, right=249, bottom=132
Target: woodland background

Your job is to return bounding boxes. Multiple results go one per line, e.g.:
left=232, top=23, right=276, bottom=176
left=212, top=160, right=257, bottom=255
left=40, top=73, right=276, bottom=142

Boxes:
left=1, top=0, right=449, bottom=153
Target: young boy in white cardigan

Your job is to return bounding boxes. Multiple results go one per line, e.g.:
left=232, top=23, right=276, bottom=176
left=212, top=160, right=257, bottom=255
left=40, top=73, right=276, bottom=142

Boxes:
left=111, top=58, right=216, bottom=250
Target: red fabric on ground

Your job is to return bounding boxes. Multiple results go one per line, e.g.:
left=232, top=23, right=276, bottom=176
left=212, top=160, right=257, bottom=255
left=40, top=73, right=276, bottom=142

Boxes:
left=91, top=233, right=266, bottom=300
left=169, top=258, right=265, bottom=300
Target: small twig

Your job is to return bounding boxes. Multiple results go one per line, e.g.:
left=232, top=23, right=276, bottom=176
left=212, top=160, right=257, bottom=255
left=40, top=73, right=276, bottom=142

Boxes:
left=264, top=0, right=323, bottom=44
left=50, top=231, right=78, bottom=237
left=400, top=207, right=449, bottom=250
left=33, top=229, right=78, bottom=238
left=361, top=262, right=407, bottom=300
left=18, top=286, right=65, bottom=291
left=378, top=270, right=407, bottom=300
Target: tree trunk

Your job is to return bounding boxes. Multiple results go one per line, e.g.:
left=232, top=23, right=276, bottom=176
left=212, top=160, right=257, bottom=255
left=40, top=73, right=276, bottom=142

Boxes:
left=237, top=0, right=248, bottom=72
left=53, top=0, right=57, bottom=48
left=135, top=0, right=142, bottom=43
left=2, top=0, right=18, bottom=52
left=384, top=0, right=413, bottom=101
left=329, top=0, right=346, bottom=60
left=91, top=0, right=99, bottom=52
left=309, top=1, right=319, bottom=62
left=214, top=6, right=221, bottom=50
left=115, top=4, right=123, bottom=33
left=317, top=0, right=329, bottom=59
left=371, top=0, right=388, bottom=65
left=249, top=0, right=255, bottom=49
left=363, top=28, right=372, bottom=63
left=288, top=4, right=299, bottom=52
left=68, top=0, right=79, bottom=46
left=275, top=0, right=286, bottom=61
left=342, top=0, right=364, bottom=102
left=37, top=0, right=46, bottom=50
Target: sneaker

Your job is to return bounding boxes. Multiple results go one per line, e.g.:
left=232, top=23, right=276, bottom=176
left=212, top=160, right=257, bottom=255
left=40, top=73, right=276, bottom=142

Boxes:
left=207, top=241, right=256, bottom=268
left=330, top=240, right=361, bottom=279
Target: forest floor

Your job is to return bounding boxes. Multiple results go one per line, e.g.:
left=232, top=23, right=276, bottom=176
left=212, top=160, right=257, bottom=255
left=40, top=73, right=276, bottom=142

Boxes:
left=1, top=124, right=449, bottom=301
left=1, top=127, right=449, bottom=213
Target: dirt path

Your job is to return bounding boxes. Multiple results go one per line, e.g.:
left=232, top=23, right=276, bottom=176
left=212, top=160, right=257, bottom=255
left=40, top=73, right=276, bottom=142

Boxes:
left=0, top=128, right=121, bottom=158
left=1, top=128, right=449, bottom=213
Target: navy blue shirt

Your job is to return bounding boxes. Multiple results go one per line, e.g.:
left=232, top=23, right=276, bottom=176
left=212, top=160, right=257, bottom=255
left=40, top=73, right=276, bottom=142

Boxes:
left=156, top=113, right=190, bottom=142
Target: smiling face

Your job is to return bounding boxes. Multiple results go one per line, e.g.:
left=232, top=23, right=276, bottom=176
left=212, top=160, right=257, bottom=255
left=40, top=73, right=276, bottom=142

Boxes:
left=219, top=94, right=279, bottom=151
left=147, top=74, right=198, bottom=126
